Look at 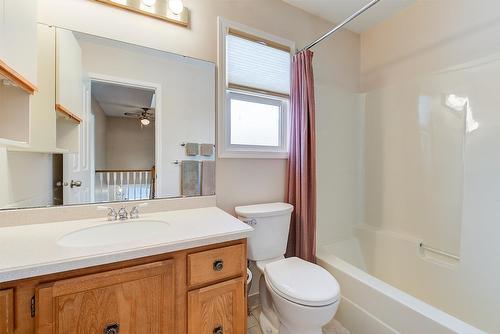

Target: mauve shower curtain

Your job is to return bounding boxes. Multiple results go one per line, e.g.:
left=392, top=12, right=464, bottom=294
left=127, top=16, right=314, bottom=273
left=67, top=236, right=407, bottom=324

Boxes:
left=286, top=50, right=317, bottom=263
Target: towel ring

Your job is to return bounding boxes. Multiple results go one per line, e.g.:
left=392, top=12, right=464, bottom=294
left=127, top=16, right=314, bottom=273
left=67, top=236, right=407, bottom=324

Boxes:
left=180, top=142, right=215, bottom=147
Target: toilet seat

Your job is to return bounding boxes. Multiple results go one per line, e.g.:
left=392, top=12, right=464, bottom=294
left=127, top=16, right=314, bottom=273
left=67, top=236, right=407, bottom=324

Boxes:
left=256, top=256, right=285, bottom=273
left=264, top=257, right=340, bottom=307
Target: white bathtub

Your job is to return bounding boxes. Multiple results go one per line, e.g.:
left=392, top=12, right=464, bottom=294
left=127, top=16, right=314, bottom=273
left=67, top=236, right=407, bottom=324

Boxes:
left=317, top=225, right=486, bottom=334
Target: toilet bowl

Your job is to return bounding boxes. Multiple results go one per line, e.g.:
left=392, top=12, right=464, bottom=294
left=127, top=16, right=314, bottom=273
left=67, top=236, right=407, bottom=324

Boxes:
left=264, top=257, right=339, bottom=334
left=256, top=257, right=340, bottom=334
left=235, top=203, right=340, bottom=334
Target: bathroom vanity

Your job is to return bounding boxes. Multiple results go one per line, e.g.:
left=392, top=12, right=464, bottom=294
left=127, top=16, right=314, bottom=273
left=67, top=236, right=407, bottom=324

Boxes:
left=0, top=207, right=252, bottom=334
left=0, top=2, right=248, bottom=333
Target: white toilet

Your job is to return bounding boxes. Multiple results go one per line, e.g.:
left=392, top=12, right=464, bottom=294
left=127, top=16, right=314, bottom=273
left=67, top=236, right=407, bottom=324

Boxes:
left=236, top=203, right=340, bottom=334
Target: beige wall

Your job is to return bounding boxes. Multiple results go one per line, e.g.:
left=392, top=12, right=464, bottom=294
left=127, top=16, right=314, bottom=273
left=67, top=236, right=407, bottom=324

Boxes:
left=105, top=117, right=155, bottom=170
left=360, top=1, right=500, bottom=332
left=38, top=0, right=361, bottom=215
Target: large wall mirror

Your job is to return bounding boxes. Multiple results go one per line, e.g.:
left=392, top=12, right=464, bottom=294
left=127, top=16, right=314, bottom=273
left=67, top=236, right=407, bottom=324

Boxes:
left=0, top=25, right=215, bottom=210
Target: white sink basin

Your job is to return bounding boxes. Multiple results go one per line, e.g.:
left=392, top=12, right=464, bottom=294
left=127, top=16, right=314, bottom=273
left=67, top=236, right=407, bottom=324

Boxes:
left=57, top=220, right=170, bottom=248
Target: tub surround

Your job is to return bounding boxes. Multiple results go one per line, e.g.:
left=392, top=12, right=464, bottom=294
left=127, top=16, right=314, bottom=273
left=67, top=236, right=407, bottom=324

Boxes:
left=317, top=248, right=486, bottom=334
left=0, top=206, right=252, bottom=283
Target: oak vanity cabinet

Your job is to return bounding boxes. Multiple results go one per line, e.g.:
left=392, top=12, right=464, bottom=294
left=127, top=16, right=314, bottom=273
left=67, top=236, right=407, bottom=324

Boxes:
left=187, top=244, right=247, bottom=334
left=0, top=289, right=14, bottom=334
left=35, top=261, right=175, bottom=334
left=188, top=278, right=246, bottom=334
left=0, top=240, right=247, bottom=334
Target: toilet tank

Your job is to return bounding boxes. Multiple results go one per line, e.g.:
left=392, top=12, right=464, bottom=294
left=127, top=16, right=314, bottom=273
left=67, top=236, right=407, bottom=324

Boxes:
left=235, top=203, right=294, bottom=261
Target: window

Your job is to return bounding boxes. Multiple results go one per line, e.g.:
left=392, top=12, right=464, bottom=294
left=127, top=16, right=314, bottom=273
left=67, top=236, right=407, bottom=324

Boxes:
left=218, top=19, right=293, bottom=158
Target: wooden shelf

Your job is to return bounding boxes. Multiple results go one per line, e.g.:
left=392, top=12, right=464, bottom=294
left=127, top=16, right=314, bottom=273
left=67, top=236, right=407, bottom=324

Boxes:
left=55, top=103, right=82, bottom=124
left=0, top=59, right=37, bottom=95
left=6, top=146, right=69, bottom=154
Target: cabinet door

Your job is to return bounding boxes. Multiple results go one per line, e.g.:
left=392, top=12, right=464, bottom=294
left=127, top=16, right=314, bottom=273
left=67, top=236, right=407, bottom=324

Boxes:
left=188, top=277, right=246, bottom=334
left=0, top=289, right=14, bottom=334
left=36, top=260, right=175, bottom=334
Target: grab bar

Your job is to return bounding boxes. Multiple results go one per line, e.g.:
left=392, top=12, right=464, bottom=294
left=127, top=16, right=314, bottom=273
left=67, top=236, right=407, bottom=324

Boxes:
left=419, top=242, right=460, bottom=261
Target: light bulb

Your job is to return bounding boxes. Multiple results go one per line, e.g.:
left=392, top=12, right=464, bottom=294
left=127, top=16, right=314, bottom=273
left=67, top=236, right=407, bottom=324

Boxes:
left=168, top=0, right=184, bottom=14
left=141, top=118, right=151, bottom=126
left=142, top=0, right=156, bottom=7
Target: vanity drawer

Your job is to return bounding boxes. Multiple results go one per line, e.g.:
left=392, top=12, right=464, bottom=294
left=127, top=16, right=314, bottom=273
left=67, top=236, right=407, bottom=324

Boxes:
left=188, top=244, right=246, bottom=287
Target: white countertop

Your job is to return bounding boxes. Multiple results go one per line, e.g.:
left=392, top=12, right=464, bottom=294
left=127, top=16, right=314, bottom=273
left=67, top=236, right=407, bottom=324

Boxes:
left=0, top=207, right=253, bottom=283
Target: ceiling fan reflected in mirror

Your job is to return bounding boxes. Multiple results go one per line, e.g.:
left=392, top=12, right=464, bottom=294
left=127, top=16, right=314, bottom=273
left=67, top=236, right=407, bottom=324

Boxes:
left=124, top=107, right=155, bottom=126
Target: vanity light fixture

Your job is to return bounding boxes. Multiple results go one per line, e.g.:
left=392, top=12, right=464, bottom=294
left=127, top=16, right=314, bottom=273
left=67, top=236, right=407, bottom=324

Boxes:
left=93, top=0, right=189, bottom=27
left=168, top=0, right=184, bottom=15
left=445, top=94, right=468, bottom=111
left=142, top=0, right=157, bottom=6
left=141, top=118, right=151, bottom=126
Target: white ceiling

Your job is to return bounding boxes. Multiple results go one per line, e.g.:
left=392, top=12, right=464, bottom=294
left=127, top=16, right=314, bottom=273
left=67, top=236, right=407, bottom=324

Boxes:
left=282, top=0, right=415, bottom=33
left=91, top=82, right=155, bottom=118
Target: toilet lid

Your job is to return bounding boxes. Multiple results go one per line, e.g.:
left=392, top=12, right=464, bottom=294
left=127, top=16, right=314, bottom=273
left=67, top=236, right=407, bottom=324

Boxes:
left=264, top=257, right=340, bottom=307
left=235, top=202, right=294, bottom=218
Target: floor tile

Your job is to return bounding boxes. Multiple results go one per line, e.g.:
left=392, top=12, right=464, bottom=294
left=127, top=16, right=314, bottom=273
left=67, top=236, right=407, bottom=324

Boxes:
left=248, top=325, right=263, bottom=334
left=248, top=314, right=258, bottom=328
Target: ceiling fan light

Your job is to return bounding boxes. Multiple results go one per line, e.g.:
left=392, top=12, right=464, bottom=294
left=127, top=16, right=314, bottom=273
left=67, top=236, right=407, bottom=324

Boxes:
left=141, top=118, right=151, bottom=126
left=168, top=0, right=184, bottom=14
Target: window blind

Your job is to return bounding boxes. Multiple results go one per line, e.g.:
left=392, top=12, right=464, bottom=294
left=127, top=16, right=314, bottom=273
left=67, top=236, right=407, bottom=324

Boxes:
left=226, top=31, right=291, bottom=97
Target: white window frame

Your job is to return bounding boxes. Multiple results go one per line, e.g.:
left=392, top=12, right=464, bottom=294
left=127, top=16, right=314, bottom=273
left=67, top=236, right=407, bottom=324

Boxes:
left=218, top=18, right=294, bottom=159
left=226, top=91, right=288, bottom=154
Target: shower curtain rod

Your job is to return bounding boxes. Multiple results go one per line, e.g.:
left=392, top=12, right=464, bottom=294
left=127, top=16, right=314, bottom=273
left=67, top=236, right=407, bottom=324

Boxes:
left=297, top=0, right=381, bottom=54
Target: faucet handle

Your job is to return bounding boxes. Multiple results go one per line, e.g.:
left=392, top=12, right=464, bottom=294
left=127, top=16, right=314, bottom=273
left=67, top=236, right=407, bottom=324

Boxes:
left=97, top=206, right=118, bottom=221
left=118, top=206, right=128, bottom=220
left=130, top=203, right=148, bottom=219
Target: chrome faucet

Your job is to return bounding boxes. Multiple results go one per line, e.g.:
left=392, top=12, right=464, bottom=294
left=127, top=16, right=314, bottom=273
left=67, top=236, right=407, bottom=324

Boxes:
left=118, top=206, right=128, bottom=220
left=97, top=206, right=118, bottom=221
left=130, top=203, right=148, bottom=219
left=98, top=203, right=148, bottom=221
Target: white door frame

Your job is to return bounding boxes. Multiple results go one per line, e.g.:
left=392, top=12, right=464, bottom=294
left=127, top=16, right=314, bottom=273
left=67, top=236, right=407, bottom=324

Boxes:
left=87, top=73, right=163, bottom=198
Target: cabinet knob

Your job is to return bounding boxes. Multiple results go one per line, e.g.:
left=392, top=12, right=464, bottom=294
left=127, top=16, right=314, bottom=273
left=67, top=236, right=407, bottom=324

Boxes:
left=213, top=259, right=224, bottom=272
left=213, top=325, right=223, bottom=334
left=103, top=323, right=120, bottom=334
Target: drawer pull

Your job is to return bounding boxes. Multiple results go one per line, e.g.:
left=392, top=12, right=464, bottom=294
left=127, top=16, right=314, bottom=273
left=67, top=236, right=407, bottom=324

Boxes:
left=213, top=325, right=223, bottom=334
left=104, top=323, right=120, bottom=334
left=213, top=259, right=224, bottom=272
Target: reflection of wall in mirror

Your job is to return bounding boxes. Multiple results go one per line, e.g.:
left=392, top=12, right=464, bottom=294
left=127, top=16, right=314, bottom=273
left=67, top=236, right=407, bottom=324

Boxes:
left=105, top=117, right=155, bottom=170
left=0, top=148, right=53, bottom=209
left=93, top=97, right=156, bottom=171
left=78, top=34, right=215, bottom=198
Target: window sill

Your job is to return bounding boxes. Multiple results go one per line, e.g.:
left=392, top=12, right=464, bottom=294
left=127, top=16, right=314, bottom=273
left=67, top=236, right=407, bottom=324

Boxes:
left=218, top=150, right=289, bottom=159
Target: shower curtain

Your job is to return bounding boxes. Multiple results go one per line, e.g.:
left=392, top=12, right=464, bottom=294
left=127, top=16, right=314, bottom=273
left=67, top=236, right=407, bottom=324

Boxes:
left=286, top=50, right=317, bottom=263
